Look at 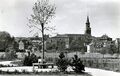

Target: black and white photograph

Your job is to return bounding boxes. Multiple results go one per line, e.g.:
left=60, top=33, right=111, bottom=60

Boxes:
left=0, top=0, right=120, bottom=76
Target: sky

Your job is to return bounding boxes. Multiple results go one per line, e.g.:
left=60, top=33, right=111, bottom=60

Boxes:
left=0, top=0, right=120, bottom=39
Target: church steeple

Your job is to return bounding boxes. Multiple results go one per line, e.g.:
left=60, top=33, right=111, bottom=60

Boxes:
left=85, top=16, right=91, bottom=35
left=86, top=16, right=90, bottom=24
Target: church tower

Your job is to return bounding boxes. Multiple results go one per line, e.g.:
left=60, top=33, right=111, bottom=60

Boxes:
left=85, top=16, right=91, bottom=35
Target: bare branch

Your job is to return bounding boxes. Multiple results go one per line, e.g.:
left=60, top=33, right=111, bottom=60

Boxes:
left=32, top=24, right=42, bottom=32
left=28, top=0, right=56, bottom=36
left=44, top=26, right=55, bottom=31
left=32, top=0, right=56, bottom=25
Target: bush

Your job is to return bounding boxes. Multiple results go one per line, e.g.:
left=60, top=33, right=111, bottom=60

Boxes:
left=21, top=69, right=29, bottom=74
left=0, top=54, right=5, bottom=60
left=14, top=69, right=20, bottom=74
left=0, top=70, right=2, bottom=74
left=56, top=52, right=69, bottom=72
left=34, top=70, right=39, bottom=74
left=70, top=55, right=85, bottom=73
left=6, top=70, right=10, bottom=74
left=23, top=53, right=38, bottom=66
left=5, top=49, right=17, bottom=60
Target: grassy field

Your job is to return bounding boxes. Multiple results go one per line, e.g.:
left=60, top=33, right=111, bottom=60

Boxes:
left=0, top=51, right=119, bottom=59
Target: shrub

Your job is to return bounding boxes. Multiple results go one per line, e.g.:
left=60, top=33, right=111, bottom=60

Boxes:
left=70, top=54, right=85, bottom=73
left=5, top=49, right=17, bottom=60
left=23, top=53, right=38, bottom=66
left=56, top=52, right=69, bottom=72
left=34, top=70, right=39, bottom=74
left=0, top=54, right=5, bottom=60
left=0, top=70, right=2, bottom=74
left=22, top=69, right=26, bottom=74
left=14, top=69, right=20, bottom=74
left=23, top=55, right=29, bottom=66
left=21, top=69, right=29, bottom=74
left=6, top=70, right=12, bottom=74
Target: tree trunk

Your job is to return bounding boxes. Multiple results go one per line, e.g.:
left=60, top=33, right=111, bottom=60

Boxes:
left=41, top=23, right=45, bottom=61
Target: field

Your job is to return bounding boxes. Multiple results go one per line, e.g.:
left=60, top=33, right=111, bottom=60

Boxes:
left=0, top=51, right=120, bottom=59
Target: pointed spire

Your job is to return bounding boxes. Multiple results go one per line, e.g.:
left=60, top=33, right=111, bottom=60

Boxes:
left=86, top=16, right=90, bottom=23
left=85, top=15, right=91, bottom=35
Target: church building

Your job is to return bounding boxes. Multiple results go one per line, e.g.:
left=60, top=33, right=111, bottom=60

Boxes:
left=46, top=16, right=93, bottom=52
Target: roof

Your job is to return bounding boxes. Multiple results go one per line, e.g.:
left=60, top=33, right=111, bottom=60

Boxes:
left=101, top=34, right=110, bottom=39
left=55, top=34, right=86, bottom=37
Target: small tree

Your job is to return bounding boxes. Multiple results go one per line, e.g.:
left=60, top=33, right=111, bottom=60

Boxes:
left=71, top=55, right=85, bottom=73
left=56, top=52, right=69, bottom=72
left=0, top=31, right=13, bottom=51
left=28, top=0, right=56, bottom=60
left=23, top=53, right=38, bottom=66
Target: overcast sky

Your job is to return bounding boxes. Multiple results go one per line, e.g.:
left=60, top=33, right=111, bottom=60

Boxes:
left=0, top=0, right=120, bottom=39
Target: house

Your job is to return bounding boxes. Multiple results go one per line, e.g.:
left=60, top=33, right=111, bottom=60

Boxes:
left=87, top=34, right=115, bottom=54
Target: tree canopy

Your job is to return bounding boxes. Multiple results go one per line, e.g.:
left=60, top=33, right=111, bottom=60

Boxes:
left=0, top=31, right=13, bottom=51
left=28, top=0, right=56, bottom=33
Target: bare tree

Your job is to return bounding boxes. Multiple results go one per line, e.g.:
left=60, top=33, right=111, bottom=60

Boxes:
left=28, top=0, right=56, bottom=61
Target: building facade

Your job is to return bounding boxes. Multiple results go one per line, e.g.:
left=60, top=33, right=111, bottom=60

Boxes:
left=46, top=16, right=93, bottom=52
left=87, top=34, right=116, bottom=54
